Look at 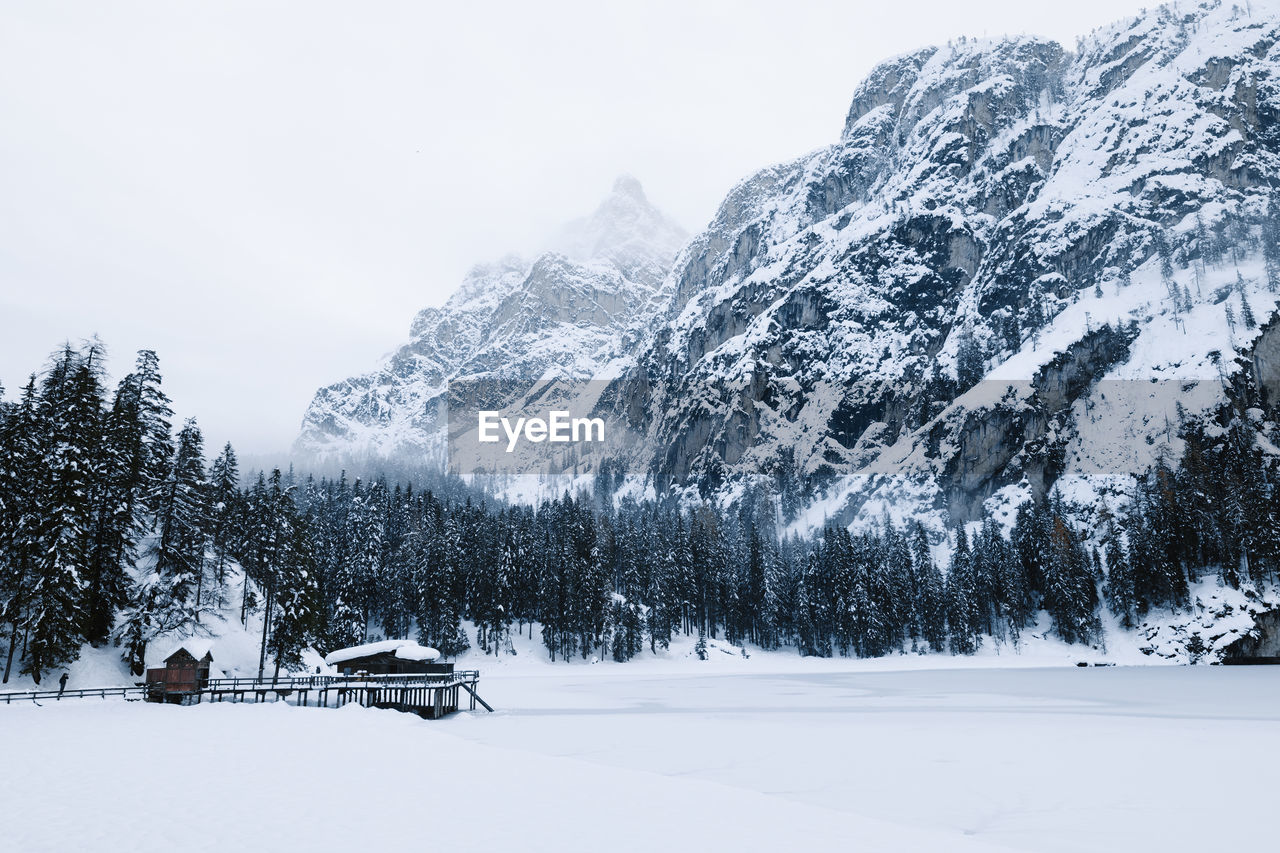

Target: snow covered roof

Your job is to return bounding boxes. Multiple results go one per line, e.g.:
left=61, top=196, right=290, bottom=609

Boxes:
left=391, top=644, right=441, bottom=662
left=323, top=640, right=440, bottom=666
left=162, top=639, right=214, bottom=662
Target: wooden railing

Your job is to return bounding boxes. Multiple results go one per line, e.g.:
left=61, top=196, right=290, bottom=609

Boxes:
left=203, top=671, right=479, bottom=692
left=0, top=685, right=149, bottom=705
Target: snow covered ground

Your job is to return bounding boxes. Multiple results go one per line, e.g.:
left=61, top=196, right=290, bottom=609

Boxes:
left=2, top=661, right=1276, bottom=853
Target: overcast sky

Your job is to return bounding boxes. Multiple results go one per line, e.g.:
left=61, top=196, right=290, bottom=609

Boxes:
left=0, top=0, right=1158, bottom=457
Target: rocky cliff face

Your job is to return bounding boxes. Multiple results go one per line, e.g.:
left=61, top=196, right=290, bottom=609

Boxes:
left=299, top=1, right=1280, bottom=530
left=294, top=177, right=687, bottom=461
left=604, top=0, right=1280, bottom=528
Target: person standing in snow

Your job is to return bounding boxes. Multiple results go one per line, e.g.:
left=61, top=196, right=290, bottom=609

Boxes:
left=58, top=672, right=69, bottom=697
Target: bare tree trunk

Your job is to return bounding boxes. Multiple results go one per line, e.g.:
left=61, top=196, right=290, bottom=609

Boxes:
left=2, top=626, right=18, bottom=683
left=194, top=565, right=204, bottom=624
left=257, top=586, right=274, bottom=680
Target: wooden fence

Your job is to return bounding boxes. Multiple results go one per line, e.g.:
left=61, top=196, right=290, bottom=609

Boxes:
left=0, top=686, right=149, bottom=704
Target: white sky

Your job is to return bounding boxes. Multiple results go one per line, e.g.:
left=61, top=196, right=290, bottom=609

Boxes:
left=0, top=0, right=1157, bottom=457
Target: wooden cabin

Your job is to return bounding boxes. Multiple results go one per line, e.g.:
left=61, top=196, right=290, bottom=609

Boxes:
left=324, top=640, right=453, bottom=677
left=145, top=642, right=214, bottom=700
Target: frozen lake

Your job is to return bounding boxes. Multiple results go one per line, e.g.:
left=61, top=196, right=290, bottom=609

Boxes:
left=458, top=665, right=1280, bottom=852
left=2, top=665, right=1275, bottom=852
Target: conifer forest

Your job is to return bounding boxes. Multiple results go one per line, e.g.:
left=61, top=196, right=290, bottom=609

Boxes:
left=3, top=339, right=1276, bottom=683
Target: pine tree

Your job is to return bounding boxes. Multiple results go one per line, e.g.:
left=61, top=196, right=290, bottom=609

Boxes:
left=24, top=346, right=106, bottom=681
left=945, top=528, right=977, bottom=654
left=882, top=522, right=912, bottom=651
left=376, top=484, right=414, bottom=641
left=1194, top=212, right=1213, bottom=267
left=145, top=419, right=208, bottom=620
left=1104, top=535, right=1135, bottom=629
left=1262, top=194, right=1280, bottom=292
left=1157, top=228, right=1177, bottom=305
left=267, top=501, right=320, bottom=677
left=1204, top=217, right=1226, bottom=266
left=205, top=443, right=240, bottom=609
left=250, top=469, right=297, bottom=678
left=129, top=351, right=174, bottom=517
left=1117, top=258, right=1133, bottom=290
left=645, top=510, right=683, bottom=652
left=1041, top=501, right=1101, bottom=644
left=0, top=378, right=41, bottom=683
left=347, top=479, right=385, bottom=639
left=316, top=473, right=361, bottom=648
left=994, top=533, right=1029, bottom=646
left=476, top=518, right=516, bottom=655
left=416, top=508, right=468, bottom=657
left=1226, top=215, right=1253, bottom=266
left=912, top=524, right=947, bottom=652
left=1001, top=311, right=1023, bottom=353
left=1238, top=276, right=1257, bottom=329
left=120, top=419, right=211, bottom=677
left=82, top=370, right=151, bottom=645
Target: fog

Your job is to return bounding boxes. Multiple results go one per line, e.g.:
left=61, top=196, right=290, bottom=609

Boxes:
left=0, top=0, right=1156, bottom=455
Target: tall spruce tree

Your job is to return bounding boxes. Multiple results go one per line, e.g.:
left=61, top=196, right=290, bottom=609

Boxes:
left=205, top=443, right=240, bottom=608
left=945, top=528, right=977, bottom=654
left=1042, top=499, right=1101, bottom=644
left=912, top=524, right=948, bottom=653
left=24, top=345, right=106, bottom=681
left=0, top=378, right=41, bottom=682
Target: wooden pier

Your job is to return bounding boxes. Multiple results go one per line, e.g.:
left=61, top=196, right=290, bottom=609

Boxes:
left=2, top=672, right=492, bottom=718
left=159, top=671, right=492, bottom=718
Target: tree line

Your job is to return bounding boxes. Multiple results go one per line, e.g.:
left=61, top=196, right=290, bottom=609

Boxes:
left=2, top=341, right=1277, bottom=683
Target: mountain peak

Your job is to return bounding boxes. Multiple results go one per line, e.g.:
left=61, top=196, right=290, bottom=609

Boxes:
left=612, top=173, right=646, bottom=201
left=296, top=173, right=689, bottom=460
left=550, top=176, right=688, bottom=271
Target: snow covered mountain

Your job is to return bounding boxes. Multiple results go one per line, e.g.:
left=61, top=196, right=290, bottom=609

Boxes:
left=294, top=176, right=687, bottom=461
left=602, top=0, right=1280, bottom=528
left=301, top=1, right=1280, bottom=533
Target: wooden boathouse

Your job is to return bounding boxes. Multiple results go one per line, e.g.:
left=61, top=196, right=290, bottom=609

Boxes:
left=145, top=641, right=214, bottom=701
